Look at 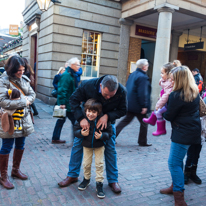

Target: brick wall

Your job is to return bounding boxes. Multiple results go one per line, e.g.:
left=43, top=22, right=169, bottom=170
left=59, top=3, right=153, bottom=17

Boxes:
left=127, top=37, right=141, bottom=79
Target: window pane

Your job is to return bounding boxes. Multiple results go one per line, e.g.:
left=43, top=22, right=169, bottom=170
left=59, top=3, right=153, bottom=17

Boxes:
left=92, top=66, right=98, bottom=77
left=83, top=31, right=88, bottom=41
left=81, top=54, right=86, bottom=65
left=87, top=42, right=93, bottom=54
left=93, top=56, right=97, bottom=66
left=94, top=44, right=98, bottom=54
left=86, top=55, right=92, bottom=65
left=85, top=66, right=92, bottom=77
left=82, top=65, right=86, bottom=77
left=94, top=33, right=99, bottom=43
left=88, top=32, right=94, bottom=42
left=82, top=42, right=87, bottom=53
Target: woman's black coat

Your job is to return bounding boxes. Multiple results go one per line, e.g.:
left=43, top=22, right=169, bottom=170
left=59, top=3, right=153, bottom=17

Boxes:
left=163, top=91, right=201, bottom=145
left=53, top=74, right=61, bottom=90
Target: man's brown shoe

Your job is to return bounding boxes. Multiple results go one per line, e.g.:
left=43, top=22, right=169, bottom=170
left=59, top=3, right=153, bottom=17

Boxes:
left=52, top=140, right=66, bottom=144
left=58, top=176, right=78, bottom=187
left=160, top=183, right=173, bottom=194
left=109, top=182, right=121, bottom=193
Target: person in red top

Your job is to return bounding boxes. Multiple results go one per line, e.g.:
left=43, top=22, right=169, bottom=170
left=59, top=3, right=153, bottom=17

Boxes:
left=192, top=68, right=203, bottom=93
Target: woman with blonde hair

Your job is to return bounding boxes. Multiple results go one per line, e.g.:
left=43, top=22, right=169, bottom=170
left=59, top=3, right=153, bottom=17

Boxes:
left=173, top=60, right=181, bottom=67
left=160, top=66, right=201, bottom=205
left=53, top=67, right=65, bottom=91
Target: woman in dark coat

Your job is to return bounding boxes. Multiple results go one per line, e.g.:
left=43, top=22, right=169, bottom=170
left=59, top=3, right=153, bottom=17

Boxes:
left=53, top=67, right=65, bottom=90
left=160, top=66, right=201, bottom=206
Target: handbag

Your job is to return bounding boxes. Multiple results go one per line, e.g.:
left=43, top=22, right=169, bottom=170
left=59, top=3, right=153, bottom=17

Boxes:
left=199, top=96, right=206, bottom=117
left=51, top=89, right=57, bottom=98
left=9, top=81, right=34, bottom=123
left=53, top=105, right=66, bottom=118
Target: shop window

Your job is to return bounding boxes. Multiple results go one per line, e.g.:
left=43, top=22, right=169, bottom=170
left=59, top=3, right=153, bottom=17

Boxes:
left=81, top=31, right=101, bottom=79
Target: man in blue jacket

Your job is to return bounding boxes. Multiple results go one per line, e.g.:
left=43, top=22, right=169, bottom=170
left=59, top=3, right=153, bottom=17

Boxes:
left=58, top=75, right=127, bottom=193
left=116, top=59, right=152, bottom=146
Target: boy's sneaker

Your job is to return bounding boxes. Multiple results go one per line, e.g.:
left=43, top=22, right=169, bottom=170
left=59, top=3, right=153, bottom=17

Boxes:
left=96, top=182, right=105, bottom=199
left=78, top=178, right=90, bottom=190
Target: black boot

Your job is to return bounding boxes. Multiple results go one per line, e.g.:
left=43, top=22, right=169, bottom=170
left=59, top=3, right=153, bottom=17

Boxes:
left=184, top=166, right=191, bottom=184
left=190, top=165, right=202, bottom=184
left=31, top=103, right=38, bottom=116
left=96, top=182, right=105, bottom=199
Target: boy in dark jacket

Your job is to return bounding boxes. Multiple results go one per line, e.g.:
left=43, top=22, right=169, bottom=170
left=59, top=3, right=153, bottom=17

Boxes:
left=74, top=99, right=112, bottom=199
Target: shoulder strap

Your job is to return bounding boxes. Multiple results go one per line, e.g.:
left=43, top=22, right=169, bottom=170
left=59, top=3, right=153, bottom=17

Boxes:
left=9, top=81, right=25, bottom=96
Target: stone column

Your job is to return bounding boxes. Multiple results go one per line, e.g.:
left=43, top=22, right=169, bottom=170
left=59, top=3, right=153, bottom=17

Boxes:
left=151, top=7, right=174, bottom=109
left=117, top=18, right=134, bottom=86
left=169, top=30, right=183, bottom=62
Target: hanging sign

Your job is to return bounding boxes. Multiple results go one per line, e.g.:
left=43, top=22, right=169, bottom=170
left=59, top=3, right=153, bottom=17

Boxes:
left=9, top=25, right=19, bottom=35
left=184, top=42, right=204, bottom=50
left=135, top=25, right=157, bottom=39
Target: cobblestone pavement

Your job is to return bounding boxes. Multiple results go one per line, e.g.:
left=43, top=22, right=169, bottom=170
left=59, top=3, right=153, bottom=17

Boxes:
left=0, top=99, right=206, bottom=206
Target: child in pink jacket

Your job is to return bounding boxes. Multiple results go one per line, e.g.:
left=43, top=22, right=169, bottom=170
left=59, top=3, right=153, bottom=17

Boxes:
left=143, top=63, right=174, bottom=136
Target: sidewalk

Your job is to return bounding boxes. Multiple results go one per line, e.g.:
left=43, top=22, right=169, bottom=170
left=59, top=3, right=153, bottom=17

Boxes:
left=0, top=99, right=206, bottom=206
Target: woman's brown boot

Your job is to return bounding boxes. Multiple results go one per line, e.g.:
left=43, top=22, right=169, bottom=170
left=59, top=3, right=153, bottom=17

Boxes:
left=11, top=149, right=28, bottom=180
left=173, top=191, right=187, bottom=206
left=0, top=154, right=14, bottom=189
left=160, top=183, right=173, bottom=194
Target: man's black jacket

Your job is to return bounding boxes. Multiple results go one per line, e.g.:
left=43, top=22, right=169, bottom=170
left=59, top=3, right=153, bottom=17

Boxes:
left=126, top=68, right=151, bottom=114
left=69, top=75, right=127, bottom=124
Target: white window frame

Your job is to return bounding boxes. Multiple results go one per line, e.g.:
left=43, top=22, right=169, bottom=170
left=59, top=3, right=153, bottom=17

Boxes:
left=81, top=31, right=101, bottom=80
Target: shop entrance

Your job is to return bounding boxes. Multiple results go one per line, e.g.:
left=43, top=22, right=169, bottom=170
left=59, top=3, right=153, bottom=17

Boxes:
left=30, top=34, right=37, bottom=91
left=141, top=40, right=156, bottom=80
left=178, top=49, right=206, bottom=82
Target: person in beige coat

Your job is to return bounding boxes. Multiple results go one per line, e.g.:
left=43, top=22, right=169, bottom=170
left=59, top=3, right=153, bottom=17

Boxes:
left=0, top=55, right=35, bottom=189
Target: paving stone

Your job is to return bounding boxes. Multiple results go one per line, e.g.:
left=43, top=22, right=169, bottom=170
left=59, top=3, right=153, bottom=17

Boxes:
left=0, top=98, right=205, bottom=205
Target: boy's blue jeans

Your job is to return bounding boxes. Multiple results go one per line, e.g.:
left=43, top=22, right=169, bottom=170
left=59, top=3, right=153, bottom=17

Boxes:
left=67, top=124, right=118, bottom=183
left=0, top=137, right=26, bottom=154
left=168, top=142, right=190, bottom=192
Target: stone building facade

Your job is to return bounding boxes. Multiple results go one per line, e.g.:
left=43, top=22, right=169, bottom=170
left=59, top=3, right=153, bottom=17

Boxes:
left=22, top=0, right=206, bottom=107
left=22, top=0, right=121, bottom=104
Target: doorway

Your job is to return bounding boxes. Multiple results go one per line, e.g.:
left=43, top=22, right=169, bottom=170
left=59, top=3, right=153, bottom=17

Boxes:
left=30, top=34, right=37, bottom=91
left=178, top=50, right=206, bottom=82
left=141, top=40, right=156, bottom=80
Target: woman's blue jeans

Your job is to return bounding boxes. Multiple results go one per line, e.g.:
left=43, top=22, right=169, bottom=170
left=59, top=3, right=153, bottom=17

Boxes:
left=67, top=124, right=118, bottom=183
left=168, top=142, right=190, bottom=192
left=0, top=137, right=26, bottom=154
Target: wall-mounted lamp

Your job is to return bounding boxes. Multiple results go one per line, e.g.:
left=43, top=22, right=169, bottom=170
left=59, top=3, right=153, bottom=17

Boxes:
left=37, top=0, right=61, bottom=12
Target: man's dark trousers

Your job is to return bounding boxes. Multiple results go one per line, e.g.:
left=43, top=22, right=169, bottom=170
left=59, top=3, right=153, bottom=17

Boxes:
left=52, top=111, right=76, bottom=140
left=116, top=112, right=148, bottom=145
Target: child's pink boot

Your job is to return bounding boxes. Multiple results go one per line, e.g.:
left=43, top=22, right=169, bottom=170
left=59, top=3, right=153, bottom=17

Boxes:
left=152, top=120, right=166, bottom=136
left=143, top=112, right=157, bottom=126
